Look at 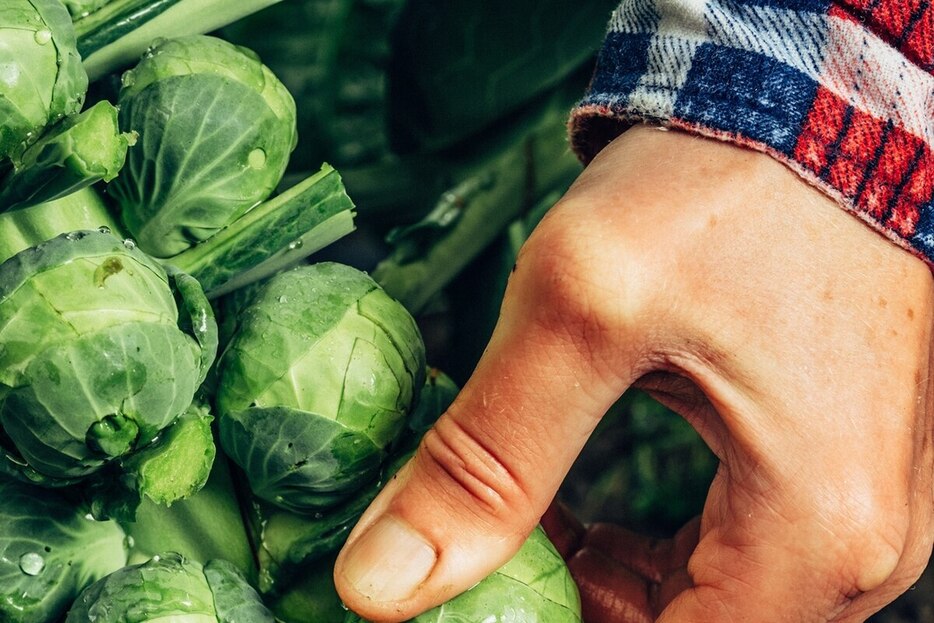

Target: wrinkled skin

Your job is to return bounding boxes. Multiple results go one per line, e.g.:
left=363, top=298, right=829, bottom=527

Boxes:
left=334, top=125, right=934, bottom=622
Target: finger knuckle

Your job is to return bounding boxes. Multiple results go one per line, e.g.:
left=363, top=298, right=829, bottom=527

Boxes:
left=822, top=491, right=911, bottom=595
left=415, top=416, right=536, bottom=531
left=514, top=203, right=645, bottom=342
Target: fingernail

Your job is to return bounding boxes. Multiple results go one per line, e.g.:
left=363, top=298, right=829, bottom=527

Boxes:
left=340, top=515, right=437, bottom=602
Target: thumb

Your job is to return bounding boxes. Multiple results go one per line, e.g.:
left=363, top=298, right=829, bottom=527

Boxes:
left=333, top=223, right=646, bottom=621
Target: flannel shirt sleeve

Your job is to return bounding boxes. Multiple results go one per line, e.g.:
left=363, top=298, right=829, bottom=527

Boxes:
left=568, top=0, right=934, bottom=264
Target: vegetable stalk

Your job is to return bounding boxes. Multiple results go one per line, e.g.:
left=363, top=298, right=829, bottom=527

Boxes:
left=372, top=88, right=582, bottom=314
left=78, top=0, right=286, bottom=80
left=0, top=187, right=123, bottom=263
left=165, top=163, right=356, bottom=297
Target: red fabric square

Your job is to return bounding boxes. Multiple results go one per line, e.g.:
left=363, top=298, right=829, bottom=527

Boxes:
left=793, top=87, right=850, bottom=176
left=871, top=0, right=920, bottom=42
left=875, top=126, right=923, bottom=185
left=828, top=155, right=865, bottom=196
left=886, top=196, right=922, bottom=237
left=861, top=178, right=897, bottom=220
left=900, top=149, right=934, bottom=202
left=795, top=134, right=830, bottom=174
left=839, top=112, right=885, bottom=162
left=905, top=6, right=934, bottom=67
left=804, top=87, right=850, bottom=144
left=829, top=3, right=863, bottom=21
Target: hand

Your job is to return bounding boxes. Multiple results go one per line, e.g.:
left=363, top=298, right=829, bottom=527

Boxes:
left=333, top=125, right=934, bottom=622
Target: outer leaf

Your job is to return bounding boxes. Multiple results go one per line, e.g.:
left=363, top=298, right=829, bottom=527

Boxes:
left=65, top=553, right=276, bottom=622
left=215, top=263, right=382, bottom=415
left=65, top=553, right=218, bottom=622
left=247, top=375, right=454, bottom=598
left=0, top=476, right=127, bottom=623
left=0, top=230, right=175, bottom=386
left=0, top=100, right=132, bottom=212
left=203, top=558, right=276, bottom=623
left=346, top=527, right=581, bottom=623
left=166, top=265, right=218, bottom=386
left=219, top=406, right=381, bottom=513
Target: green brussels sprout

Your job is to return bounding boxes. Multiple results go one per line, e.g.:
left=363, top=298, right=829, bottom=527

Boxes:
left=0, top=229, right=217, bottom=480
left=108, top=34, right=298, bottom=258
left=0, top=475, right=128, bottom=623
left=0, top=0, right=88, bottom=163
left=65, top=553, right=275, bottom=622
left=217, top=262, right=425, bottom=513
left=346, top=526, right=582, bottom=623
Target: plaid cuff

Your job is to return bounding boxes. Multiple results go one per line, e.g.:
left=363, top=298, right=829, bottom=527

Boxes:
left=569, top=0, right=934, bottom=263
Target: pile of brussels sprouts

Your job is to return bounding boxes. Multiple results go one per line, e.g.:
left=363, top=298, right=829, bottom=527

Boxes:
left=0, top=1, right=582, bottom=622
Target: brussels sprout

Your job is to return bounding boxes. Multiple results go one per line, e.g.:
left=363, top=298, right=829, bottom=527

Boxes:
left=0, top=229, right=217, bottom=480
left=217, top=262, right=425, bottom=513
left=65, top=553, right=275, bottom=622
left=108, top=34, right=298, bottom=258
left=0, top=0, right=88, bottom=164
left=0, top=475, right=128, bottom=623
left=346, top=526, right=582, bottom=623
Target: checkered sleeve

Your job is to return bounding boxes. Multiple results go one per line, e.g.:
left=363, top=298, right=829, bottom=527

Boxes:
left=569, top=0, right=934, bottom=263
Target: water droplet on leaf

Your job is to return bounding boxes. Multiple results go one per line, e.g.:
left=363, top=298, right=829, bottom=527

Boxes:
left=18, top=553, right=44, bottom=576
left=248, top=148, right=267, bottom=169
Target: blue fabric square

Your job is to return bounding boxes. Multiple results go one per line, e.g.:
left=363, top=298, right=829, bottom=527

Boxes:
left=728, top=0, right=831, bottom=13
left=673, top=44, right=819, bottom=155
left=585, top=32, right=656, bottom=104
left=911, top=200, right=934, bottom=256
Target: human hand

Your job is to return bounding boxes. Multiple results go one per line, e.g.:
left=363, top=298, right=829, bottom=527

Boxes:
left=333, top=125, right=934, bottom=622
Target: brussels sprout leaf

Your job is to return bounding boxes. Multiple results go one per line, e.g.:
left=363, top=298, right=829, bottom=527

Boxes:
left=0, top=476, right=127, bottom=623
left=0, top=101, right=133, bottom=213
